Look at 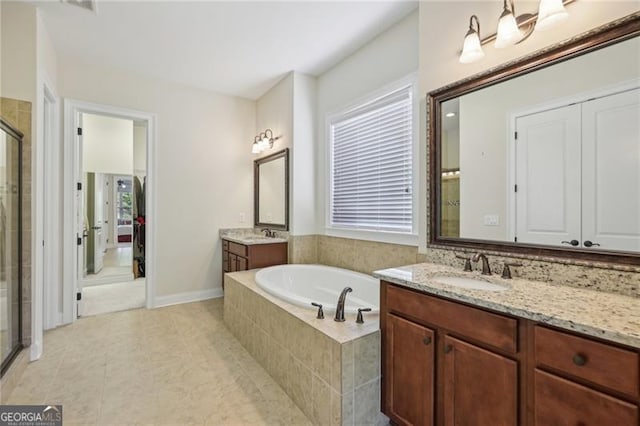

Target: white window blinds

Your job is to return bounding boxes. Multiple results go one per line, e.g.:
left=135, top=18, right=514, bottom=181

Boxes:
left=330, top=85, right=414, bottom=233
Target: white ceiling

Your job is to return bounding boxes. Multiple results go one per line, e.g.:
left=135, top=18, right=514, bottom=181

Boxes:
left=37, top=1, right=418, bottom=99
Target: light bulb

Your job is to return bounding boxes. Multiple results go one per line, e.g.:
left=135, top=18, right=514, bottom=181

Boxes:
left=459, top=30, right=485, bottom=64
left=495, top=10, right=523, bottom=48
left=535, top=0, right=568, bottom=31
left=252, top=142, right=261, bottom=154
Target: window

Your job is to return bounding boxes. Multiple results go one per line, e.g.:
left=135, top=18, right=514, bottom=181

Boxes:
left=116, top=178, right=133, bottom=225
left=329, top=81, right=415, bottom=236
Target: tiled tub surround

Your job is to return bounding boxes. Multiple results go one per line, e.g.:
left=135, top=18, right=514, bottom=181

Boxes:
left=374, top=263, right=640, bottom=349
left=287, top=235, right=640, bottom=298
left=224, top=270, right=387, bottom=425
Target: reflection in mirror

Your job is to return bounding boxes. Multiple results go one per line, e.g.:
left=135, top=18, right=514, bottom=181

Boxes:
left=255, top=148, right=289, bottom=230
left=434, top=25, right=640, bottom=257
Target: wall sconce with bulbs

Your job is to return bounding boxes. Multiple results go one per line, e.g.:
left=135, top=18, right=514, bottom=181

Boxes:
left=459, top=0, right=573, bottom=64
left=252, top=128, right=281, bottom=154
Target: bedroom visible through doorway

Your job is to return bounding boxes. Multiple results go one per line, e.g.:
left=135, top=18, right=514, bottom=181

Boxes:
left=78, top=113, right=147, bottom=316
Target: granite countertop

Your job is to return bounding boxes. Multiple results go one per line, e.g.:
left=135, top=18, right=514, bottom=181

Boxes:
left=373, top=263, right=640, bottom=349
left=219, top=228, right=287, bottom=245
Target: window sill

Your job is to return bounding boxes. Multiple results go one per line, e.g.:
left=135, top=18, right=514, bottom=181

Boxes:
left=324, top=227, right=419, bottom=247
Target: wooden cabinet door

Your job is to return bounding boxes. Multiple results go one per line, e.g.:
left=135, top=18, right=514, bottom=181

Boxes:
left=534, top=369, right=638, bottom=426
left=443, top=336, right=518, bottom=426
left=385, top=314, right=435, bottom=426
left=228, top=253, right=237, bottom=272
left=237, top=256, right=248, bottom=271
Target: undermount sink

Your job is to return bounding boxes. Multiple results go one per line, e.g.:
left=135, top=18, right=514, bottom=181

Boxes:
left=432, top=275, right=508, bottom=292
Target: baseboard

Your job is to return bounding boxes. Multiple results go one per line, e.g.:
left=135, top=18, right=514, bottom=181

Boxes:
left=154, top=287, right=223, bottom=308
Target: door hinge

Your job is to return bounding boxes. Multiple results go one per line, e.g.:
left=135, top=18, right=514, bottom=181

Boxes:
left=77, top=127, right=83, bottom=136
left=514, top=236, right=518, bottom=242
left=77, top=237, right=82, bottom=246
left=514, top=131, right=518, bottom=139
left=514, top=184, right=518, bottom=192
left=77, top=292, right=82, bottom=301
left=77, top=182, right=82, bottom=191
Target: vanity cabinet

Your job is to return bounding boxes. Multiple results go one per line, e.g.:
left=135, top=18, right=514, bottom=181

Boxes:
left=381, top=281, right=640, bottom=426
left=222, top=239, right=287, bottom=287
left=382, top=283, right=521, bottom=426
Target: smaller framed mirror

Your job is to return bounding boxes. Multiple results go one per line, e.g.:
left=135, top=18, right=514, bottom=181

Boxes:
left=254, top=148, right=289, bottom=230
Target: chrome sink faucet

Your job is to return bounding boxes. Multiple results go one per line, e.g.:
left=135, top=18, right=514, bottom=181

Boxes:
left=334, top=287, right=353, bottom=322
left=472, top=253, right=492, bottom=275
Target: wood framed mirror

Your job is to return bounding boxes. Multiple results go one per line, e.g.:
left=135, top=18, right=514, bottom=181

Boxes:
left=254, top=148, right=289, bottom=231
left=428, top=13, right=640, bottom=265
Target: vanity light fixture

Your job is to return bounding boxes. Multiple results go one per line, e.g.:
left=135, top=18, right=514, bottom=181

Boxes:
left=459, top=0, right=574, bottom=64
left=252, top=128, right=281, bottom=154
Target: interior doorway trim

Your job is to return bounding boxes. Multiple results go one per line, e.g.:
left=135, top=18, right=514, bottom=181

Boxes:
left=62, top=99, right=157, bottom=324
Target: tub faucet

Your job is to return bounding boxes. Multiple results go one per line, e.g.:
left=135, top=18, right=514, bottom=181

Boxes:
left=334, top=287, right=353, bottom=322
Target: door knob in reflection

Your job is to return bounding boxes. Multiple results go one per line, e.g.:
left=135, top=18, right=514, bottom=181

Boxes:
left=561, top=240, right=579, bottom=246
left=583, top=240, right=600, bottom=248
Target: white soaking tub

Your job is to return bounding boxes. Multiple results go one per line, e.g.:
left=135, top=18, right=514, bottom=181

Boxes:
left=255, top=264, right=380, bottom=314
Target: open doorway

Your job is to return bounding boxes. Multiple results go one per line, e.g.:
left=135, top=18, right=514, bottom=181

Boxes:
left=78, top=113, right=147, bottom=317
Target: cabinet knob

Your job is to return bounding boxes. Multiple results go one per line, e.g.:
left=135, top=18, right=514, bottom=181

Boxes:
left=423, top=337, right=432, bottom=346
left=572, top=353, right=587, bottom=366
left=444, top=344, right=453, bottom=354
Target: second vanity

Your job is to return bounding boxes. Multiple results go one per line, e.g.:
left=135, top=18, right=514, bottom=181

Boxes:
left=220, top=229, right=288, bottom=288
left=374, top=262, right=640, bottom=426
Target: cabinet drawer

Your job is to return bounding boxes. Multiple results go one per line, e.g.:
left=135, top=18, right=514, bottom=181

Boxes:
left=534, top=369, right=638, bottom=425
left=228, top=241, right=247, bottom=257
left=386, top=284, right=518, bottom=353
left=534, top=326, right=639, bottom=397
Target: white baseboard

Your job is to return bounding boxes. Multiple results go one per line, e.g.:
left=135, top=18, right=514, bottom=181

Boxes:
left=153, top=287, right=223, bottom=308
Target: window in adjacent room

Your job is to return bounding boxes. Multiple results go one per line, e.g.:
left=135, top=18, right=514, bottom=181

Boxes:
left=329, top=77, right=417, bottom=239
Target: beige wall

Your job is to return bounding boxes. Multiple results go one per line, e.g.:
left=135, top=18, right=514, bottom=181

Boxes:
left=58, top=58, right=256, bottom=299
left=82, top=113, right=133, bottom=175
left=133, top=124, right=146, bottom=179
left=255, top=71, right=317, bottom=235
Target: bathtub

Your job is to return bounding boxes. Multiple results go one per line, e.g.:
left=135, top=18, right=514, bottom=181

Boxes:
left=255, top=264, right=380, bottom=314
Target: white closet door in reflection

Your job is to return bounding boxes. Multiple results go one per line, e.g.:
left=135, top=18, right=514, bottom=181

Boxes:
left=582, top=88, right=640, bottom=252
left=515, top=104, right=581, bottom=247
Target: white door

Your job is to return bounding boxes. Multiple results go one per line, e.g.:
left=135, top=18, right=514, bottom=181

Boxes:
left=582, top=88, right=640, bottom=252
left=93, top=173, right=105, bottom=273
left=515, top=104, right=582, bottom=247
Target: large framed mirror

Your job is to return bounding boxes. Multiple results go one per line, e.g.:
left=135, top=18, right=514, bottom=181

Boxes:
left=254, top=148, right=289, bottom=230
left=428, top=14, right=640, bottom=265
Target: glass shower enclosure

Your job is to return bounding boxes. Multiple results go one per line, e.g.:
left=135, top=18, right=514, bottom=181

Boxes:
left=0, top=118, right=22, bottom=377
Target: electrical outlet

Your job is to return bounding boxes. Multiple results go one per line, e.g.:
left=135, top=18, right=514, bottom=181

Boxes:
left=239, top=212, right=245, bottom=223
left=483, top=214, right=499, bottom=226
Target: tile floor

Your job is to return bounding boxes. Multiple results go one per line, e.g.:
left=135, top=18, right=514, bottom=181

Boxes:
left=83, top=246, right=134, bottom=285
left=5, top=298, right=312, bottom=425
left=81, top=278, right=146, bottom=317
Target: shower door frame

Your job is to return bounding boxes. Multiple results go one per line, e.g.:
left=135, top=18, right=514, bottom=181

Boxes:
left=0, top=117, right=23, bottom=377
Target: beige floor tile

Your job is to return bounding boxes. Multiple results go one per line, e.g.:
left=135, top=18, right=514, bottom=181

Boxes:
left=8, top=298, right=309, bottom=426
